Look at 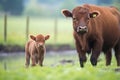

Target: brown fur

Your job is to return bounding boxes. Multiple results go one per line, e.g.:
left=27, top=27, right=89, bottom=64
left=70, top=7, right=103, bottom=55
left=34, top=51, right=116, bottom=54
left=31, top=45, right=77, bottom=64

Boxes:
left=25, top=34, right=50, bottom=67
left=62, top=4, right=120, bottom=67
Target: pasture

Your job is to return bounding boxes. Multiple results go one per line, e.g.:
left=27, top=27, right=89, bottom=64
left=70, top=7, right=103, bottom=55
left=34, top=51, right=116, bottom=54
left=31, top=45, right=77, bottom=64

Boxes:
left=0, top=16, right=74, bottom=46
left=0, top=16, right=120, bottom=80
left=0, top=51, right=120, bottom=80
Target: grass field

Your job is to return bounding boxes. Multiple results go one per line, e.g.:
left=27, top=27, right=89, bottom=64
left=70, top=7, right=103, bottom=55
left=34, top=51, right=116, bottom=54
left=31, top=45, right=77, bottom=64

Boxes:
left=0, top=51, right=120, bottom=80
left=0, top=16, right=74, bottom=46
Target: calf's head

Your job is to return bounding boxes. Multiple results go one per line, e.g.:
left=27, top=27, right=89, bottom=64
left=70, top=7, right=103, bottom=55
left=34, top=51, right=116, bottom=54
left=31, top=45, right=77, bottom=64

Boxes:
left=30, top=34, right=50, bottom=48
left=62, top=6, right=100, bottom=34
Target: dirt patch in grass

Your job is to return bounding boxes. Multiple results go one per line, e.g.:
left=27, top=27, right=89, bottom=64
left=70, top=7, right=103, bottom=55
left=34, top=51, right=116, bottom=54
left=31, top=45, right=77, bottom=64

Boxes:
left=114, top=68, right=120, bottom=72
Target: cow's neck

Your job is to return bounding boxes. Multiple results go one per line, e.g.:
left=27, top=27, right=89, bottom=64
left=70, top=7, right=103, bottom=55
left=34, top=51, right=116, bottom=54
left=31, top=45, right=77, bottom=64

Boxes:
left=78, top=33, right=87, bottom=51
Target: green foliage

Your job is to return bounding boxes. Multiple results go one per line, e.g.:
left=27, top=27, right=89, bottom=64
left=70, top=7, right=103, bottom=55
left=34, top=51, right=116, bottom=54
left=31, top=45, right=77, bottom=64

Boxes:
left=23, top=0, right=78, bottom=17
left=0, top=0, right=118, bottom=16
left=0, top=0, right=24, bottom=15
left=60, top=0, right=77, bottom=11
left=23, top=0, right=49, bottom=17
left=113, top=0, right=120, bottom=3
left=97, top=0, right=113, bottom=5
left=112, top=1, right=120, bottom=10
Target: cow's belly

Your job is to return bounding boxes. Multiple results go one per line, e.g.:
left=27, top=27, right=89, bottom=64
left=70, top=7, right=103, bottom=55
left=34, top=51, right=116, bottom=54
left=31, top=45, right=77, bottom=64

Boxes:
left=102, top=44, right=113, bottom=52
left=102, top=36, right=119, bottom=52
left=102, top=26, right=120, bottom=52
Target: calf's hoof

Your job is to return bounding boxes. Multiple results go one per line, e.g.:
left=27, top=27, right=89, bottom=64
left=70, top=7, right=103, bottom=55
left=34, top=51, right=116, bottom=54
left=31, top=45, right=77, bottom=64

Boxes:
left=31, top=64, right=36, bottom=67
left=25, top=65, right=29, bottom=68
left=25, top=63, right=29, bottom=68
left=39, top=64, right=43, bottom=67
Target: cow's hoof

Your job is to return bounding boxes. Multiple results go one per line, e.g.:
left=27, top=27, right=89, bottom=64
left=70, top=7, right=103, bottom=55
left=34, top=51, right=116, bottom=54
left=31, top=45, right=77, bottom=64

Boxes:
left=90, top=58, right=97, bottom=66
left=80, top=63, right=84, bottom=68
left=80, top=58, right=86, bottom=68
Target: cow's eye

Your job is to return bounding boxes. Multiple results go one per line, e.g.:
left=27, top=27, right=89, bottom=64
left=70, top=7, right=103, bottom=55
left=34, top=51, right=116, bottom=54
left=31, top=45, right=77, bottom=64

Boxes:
left=73, top=17, right=77, bottom=21
left=87, top=17, right=90, bottom=20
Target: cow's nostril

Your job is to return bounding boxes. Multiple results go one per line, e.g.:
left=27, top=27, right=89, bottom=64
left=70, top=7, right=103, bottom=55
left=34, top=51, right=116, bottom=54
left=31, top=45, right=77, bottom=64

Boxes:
left=79, top=27, right=82, bottom=30
left=79, top=26, right=87, bottom=31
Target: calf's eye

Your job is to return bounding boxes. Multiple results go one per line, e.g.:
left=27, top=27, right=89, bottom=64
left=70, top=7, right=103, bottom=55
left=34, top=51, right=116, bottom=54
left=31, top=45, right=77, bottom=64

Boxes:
left=73, top=18, right=77, bottom=21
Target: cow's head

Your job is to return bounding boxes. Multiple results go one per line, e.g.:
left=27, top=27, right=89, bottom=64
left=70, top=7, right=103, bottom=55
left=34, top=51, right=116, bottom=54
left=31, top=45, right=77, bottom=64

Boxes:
left=62, top=6, right=100, bottom=34
left=30, top=34, right=50, bottom=48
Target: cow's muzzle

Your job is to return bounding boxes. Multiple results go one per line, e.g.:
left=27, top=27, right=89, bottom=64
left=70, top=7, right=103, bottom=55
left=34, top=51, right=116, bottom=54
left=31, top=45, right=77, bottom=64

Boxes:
left=77, top=26, right=88, bottom=34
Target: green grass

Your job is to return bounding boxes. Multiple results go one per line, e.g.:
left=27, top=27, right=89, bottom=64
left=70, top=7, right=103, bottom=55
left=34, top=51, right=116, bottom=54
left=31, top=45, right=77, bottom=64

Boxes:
left=0, top=52, right=120, bottom=80
left=0, top=16, right=74, bottom=46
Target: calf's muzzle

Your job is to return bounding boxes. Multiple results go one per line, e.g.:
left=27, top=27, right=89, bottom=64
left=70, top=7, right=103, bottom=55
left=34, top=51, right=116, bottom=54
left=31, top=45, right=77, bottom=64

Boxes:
left=38, top=43, right=44, bottom=48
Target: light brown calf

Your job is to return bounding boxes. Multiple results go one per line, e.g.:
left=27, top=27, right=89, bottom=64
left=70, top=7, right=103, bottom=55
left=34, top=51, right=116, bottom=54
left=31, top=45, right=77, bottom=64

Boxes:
left=25, top=34, right=50, bottom=67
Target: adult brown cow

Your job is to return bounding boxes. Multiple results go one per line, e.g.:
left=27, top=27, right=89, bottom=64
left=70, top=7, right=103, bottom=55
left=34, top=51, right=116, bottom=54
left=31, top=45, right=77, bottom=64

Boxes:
left=62, top=4, right=120, bottom=67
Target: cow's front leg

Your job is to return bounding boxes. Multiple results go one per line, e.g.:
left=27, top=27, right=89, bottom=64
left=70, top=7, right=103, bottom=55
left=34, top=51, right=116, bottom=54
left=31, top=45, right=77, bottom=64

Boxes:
left=78, top=52, right=87, bottom=68
left=90, top=38, right=103, bottom=66
left=75, top=42, right=87, bottom=67
left=74, top=32, right=87, bottom=68
left=105, top=49, right=112, bottom=66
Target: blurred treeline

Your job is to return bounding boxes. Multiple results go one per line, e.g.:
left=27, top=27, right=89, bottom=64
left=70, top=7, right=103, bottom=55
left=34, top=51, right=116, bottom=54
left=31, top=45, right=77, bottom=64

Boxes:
left=0, top=0, right=120, bottom=17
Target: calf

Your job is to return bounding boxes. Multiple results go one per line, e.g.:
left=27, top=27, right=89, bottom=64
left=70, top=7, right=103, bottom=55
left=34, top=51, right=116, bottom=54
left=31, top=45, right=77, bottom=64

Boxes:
left=25, top=34, right=50, bottom=67
left=62, top=4, right=120, bottom=67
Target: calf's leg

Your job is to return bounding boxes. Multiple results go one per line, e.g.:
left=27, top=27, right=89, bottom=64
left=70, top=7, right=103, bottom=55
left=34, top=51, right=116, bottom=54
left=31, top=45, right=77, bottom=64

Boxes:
left=31, top=54, right=36, bottom=66
left=38, top=55, right=44, bottom=66
left=25, top=52, right=30, bottom=68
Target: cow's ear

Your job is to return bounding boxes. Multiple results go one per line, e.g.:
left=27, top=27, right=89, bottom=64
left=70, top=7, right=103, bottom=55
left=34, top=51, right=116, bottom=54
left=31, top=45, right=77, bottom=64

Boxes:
left=89, top=11, right=100, bottom=18
left=30, top=35, right=36, bottom=41
left=62, top=9, right=72, bottom=17
left=45, top=35, right=50, bottom=40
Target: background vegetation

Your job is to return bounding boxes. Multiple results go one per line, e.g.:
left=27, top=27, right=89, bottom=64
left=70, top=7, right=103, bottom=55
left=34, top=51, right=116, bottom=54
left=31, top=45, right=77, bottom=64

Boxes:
left=0, top=16, right=74, bottom=46
left=0, top=0, right=120, bottom=47
left=0, top=0, right=120, bottom=17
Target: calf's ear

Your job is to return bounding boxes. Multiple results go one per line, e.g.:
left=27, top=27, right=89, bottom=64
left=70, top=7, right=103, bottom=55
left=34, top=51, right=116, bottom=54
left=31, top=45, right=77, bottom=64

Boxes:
left=45, top=35, right=50, bottom=40
left=89, top=11, right=100, bottom=18
left=30, top=35, right=36, bottom=41
left=62, top=9, right=72, bottom=17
